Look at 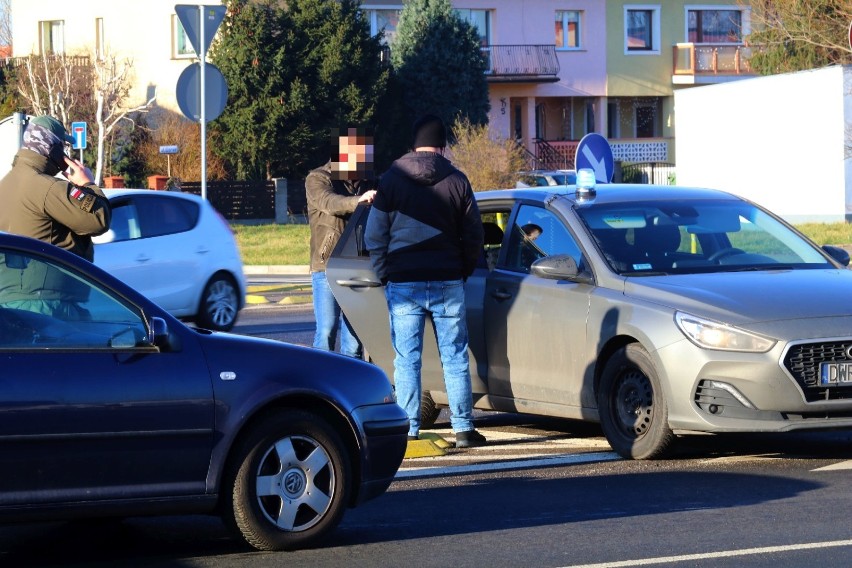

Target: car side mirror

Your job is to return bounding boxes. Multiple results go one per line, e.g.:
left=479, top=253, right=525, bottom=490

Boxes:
left=823, top=245, right=850, bottom=267
left=148, top=316, right=172, bottom=348
left=530, top=254, right=593, bottom=283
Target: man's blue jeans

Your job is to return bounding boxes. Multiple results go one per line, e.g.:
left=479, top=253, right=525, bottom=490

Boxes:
left=385, top=280, right=474, bottom=436
left=312, top=271, right=362, bottom=358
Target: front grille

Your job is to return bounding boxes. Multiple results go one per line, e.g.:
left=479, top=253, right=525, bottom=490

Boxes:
left=783, top=341, right=852, bottom=402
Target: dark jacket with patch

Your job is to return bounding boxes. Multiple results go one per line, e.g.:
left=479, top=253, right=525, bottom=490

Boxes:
left=365, top=151, right=483, bottom=283
left=306, top=161, right=374, bottom=273
left=0, top=149, right=110, bottom=262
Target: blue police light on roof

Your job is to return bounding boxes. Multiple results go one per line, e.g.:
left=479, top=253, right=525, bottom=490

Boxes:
left=576, top=168, right=596, bottom=200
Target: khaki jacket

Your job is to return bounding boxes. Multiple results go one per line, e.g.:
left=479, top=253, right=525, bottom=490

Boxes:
left=0, top=149, right=111, bottom=262
left=305, top=162, right=373, bottom=273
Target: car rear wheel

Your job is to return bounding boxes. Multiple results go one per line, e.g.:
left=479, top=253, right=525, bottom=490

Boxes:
left=420, top=391, right=441, bottom=428
left=227, top=411, right=351, bottom=551
left=598, top=343, right=674, bottom=460
left=197, top=274, right=239, bottom=331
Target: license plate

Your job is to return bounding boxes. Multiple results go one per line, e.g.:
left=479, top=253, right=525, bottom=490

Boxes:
left=820, top=363, right=852, bottom=386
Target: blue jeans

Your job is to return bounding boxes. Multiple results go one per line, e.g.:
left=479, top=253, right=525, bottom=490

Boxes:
left=312, top=271, right=362, bottom=358
left=385, top=280, right=474, bottom=436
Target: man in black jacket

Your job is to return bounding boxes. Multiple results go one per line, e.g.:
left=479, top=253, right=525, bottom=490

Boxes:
left=365, top=115, right=486, bottom=448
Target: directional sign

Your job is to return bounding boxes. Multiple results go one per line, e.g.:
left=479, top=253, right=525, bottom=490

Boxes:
left=159, top=145, right=179, bottom=154
left=575, top=133, right=614, bottom=183
left=71, top=121, right=87, bottom=150
left=175, top=4, right=226, bottom=57
left=176, top=62, right=228, bottom=122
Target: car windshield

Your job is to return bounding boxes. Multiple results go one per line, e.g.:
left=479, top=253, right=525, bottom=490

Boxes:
left=575, top=199, right=832, bottom=275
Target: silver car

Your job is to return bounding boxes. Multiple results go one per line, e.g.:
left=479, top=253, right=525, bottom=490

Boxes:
left=327, top=183, right=852, bottom=459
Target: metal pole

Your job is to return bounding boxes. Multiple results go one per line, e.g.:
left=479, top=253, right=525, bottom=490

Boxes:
left=199, top=4, right=207, bottom=201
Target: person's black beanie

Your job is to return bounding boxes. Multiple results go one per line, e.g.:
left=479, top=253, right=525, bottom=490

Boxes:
left=412, top=114, right=447, bottom=148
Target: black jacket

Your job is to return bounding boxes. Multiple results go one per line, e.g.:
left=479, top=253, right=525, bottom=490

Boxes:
left=365, top=151, right=483, bottom=283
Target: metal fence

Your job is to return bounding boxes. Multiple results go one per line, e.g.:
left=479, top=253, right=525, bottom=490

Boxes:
left=620, top=162, right=677, bottom=185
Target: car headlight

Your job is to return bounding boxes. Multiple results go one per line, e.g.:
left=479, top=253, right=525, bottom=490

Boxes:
left=675, top=312, right=776, bottom=353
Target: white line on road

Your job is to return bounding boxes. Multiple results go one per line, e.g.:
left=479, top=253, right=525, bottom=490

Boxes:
left=394, top=451, right=620, bottom=479
left=813, top=459, right=852, bottom=471
left=560, top=539, right=852, bottom=567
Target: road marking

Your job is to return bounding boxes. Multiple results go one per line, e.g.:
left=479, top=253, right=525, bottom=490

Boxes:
left=395, top=451, right=620, bottom=479
left=560, top=538, right=852, bottom=567
left=813, top=459, right=852, bottom=471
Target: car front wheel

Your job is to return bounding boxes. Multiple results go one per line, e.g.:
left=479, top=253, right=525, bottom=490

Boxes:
left=197, top=274, right=239, bottom=331
left=597, top=343, right=674, bottom=460
left=227, top=411, right=352, bottom=551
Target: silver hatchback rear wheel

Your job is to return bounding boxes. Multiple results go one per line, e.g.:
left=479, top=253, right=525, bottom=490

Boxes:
left=197, top=274, right=239, bottom=331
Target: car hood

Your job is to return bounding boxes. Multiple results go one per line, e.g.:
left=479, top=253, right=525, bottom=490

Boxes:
left=622, top=269, right=852, bottom=338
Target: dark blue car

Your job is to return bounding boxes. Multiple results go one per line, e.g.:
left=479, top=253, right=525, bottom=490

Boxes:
left=0, top=232, right=408, bottom=551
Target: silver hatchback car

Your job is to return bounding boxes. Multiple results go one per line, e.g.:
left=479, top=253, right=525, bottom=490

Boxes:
left=328, top=182, right=852, bottom=459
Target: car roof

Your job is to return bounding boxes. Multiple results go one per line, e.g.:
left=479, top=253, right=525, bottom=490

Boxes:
left=102, top=188, right=203, bottom=203
left=477, top=183, right=742, bottom=207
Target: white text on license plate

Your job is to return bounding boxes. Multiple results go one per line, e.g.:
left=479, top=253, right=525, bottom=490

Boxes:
left=820, top=363, right=852, bottom=386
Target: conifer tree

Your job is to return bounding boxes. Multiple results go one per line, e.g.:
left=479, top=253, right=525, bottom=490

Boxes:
left=212, top=0, right=387, bottom=179
left=388, top=0, right=489, bottom=145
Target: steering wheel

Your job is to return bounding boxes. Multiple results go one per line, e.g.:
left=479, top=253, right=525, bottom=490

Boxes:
left=707, top=247, right=745, bottom=263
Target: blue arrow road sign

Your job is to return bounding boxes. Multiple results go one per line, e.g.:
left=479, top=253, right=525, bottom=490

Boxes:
left=575, top=133, right=614, bottom=183
left=71, top=122, right=87, bottom=150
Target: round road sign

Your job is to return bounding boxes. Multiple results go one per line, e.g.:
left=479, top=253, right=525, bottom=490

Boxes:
left=176, top=62, right=228, bottom=123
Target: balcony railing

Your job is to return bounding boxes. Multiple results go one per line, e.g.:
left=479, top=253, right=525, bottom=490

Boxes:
left=483, top=45, right=560, bottom=83
left=673, top=43, right=757, bottom=79
left=0, top=54, right=91, bottom=69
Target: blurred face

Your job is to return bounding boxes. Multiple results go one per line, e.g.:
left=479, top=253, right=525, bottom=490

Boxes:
left=331, top=128, right=374, bottom=180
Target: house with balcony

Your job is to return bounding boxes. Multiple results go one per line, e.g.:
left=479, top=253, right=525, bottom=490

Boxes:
left=9, top=0, right=756, bottom=177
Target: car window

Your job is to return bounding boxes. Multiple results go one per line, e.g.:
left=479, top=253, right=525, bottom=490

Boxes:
left=105, top=200, right=142, bottom=242
left=502, top=205, right=582, bottom=273
left=480, top=210, right=510, bottom=270
left=577, top=199, right=831, bottom=274
left=0, top=249, right=149, bottom=349
left=134, top=195, right=199, bottom=238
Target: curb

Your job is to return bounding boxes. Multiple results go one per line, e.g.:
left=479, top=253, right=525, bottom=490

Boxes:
left=244, top=265, right=310, bottom=275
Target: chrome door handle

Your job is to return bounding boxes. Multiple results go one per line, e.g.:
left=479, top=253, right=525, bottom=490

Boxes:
left=335, top=278, right=382, bottom=288
left=491, top=290, right=512, bottom=300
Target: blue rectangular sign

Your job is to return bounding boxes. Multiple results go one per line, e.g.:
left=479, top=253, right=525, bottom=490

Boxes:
left=71, top=121, right=87, bottom=150
left=159, top=145, right=180, bottom=155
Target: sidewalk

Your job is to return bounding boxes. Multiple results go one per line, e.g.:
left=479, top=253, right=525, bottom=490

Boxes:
left=244, top=265, right=312, bottom=306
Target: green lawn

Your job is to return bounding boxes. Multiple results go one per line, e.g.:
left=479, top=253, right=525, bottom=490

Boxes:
left=232, top=222, right=852, bottom=266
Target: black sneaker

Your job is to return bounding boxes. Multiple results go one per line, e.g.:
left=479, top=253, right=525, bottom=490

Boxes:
left=407, top=435, right=418, bottom=442
left=455, top=429, right=486, bottom=448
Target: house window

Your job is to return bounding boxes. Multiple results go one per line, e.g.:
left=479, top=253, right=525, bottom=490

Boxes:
left=624, top=6, right=660, bottom=53
left=172, top=15, right=195, bottom=59
left=555, top=10, right=581, bottom=49
left=634, top=100, right=659, bottom=138
left=39, top=20, right=64, bottom=55
left=363, top=8, right=401, bottom=45
left=95, top=18, right=105, bottom=60
left=455, top=8, right=491, bottom=47
left=688, top=8, right=743, bottom=43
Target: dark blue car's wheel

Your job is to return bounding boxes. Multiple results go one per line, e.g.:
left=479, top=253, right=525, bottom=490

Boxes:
left=597, top=343, right=674, bottom=460
left=227, top=411, right=352, bottom=551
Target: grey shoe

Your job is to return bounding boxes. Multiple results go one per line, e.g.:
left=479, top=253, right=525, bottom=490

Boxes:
left=455, top=429, right=486, bottom=448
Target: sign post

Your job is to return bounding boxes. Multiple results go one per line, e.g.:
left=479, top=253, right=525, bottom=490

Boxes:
left=159, top=145, right=179, bottom=177
left=175, top=4, right=227, bottom=200
left=71, top=121, right=87, bottom=163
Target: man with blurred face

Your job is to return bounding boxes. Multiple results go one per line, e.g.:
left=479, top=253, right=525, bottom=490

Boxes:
left=306, top=127, right=376, bottom=358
